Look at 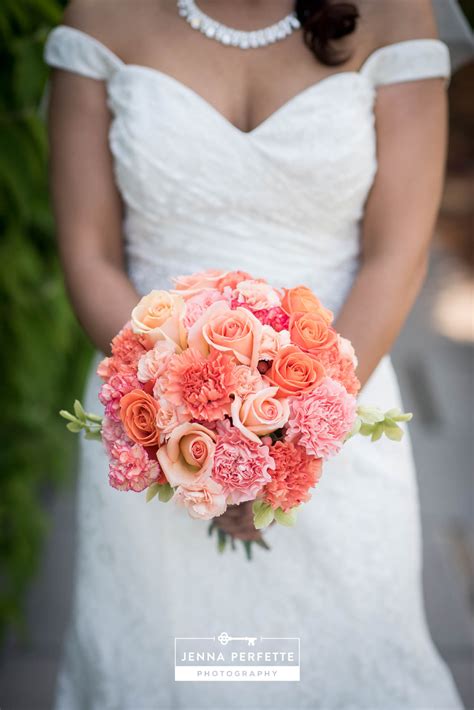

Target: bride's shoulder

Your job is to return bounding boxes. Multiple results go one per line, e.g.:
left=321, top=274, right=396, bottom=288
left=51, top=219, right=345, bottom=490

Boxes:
left=359, top=0, right=438, bottom=50
left=61, top=0, right=171, bottom=54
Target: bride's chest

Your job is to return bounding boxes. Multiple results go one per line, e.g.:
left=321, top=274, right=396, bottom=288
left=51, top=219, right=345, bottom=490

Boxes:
left=106, top=68, right=378, bottom=223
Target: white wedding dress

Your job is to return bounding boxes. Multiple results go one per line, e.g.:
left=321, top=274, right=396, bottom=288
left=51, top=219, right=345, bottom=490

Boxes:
left=45, top=26, right=463, bottom=710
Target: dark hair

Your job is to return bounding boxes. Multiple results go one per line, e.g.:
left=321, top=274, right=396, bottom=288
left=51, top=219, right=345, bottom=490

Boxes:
left=294, top=0, right=359, bottom=65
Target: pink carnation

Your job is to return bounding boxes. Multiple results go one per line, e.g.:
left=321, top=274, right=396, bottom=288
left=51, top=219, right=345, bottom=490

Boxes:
left=231, top=299, right=290, bottom=333
left=97, top=323, right=147, bottom=380
left=160, top=348, right=237, bottom=422
left=212, top=420, right=274, bottom=504
left=233, top=365, right=265, bottom=398
left=99, top=370, right=139, bottom=421
left=233, top=279, right=281, bottom=311
left=108, top=440, right=163, bottom=492
left=263, top=441, right=322, bottom=512
left=183, top=289, right=229, bottom=330
left=137, top=340, right=176, bottom=384
left=286, top=377, right=357, bottom=459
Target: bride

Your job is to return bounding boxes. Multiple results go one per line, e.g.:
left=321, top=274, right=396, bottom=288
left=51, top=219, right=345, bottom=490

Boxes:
left=44, top=1, right=466, bottom=708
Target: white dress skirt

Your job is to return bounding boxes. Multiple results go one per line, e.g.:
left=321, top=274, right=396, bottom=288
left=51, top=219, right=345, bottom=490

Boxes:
left=44, top=26, right=463, bottom=709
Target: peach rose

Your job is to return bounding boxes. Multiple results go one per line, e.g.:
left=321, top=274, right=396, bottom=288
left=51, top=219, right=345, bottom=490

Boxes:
left=131, top=290, right=186, bottom=349
left=289, top=312, right=338, bottom=353
left=171, top=270, right=229, bottom=298
left=174, top=478, right=227, bottom=520
left=231, top=386, right=290, bottom=444
left=281, top=286, right=333, bottom=324
left=156, top=422, right=216, bottom=488
left=267, top=346, right=326, bottom=397
left=188, top=301, right=262, bottom=368
left=119, top=389, right=162, bottom=447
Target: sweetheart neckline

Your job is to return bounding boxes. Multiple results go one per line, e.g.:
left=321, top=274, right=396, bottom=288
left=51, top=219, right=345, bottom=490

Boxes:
left=111, top=65, right=372, bottom=137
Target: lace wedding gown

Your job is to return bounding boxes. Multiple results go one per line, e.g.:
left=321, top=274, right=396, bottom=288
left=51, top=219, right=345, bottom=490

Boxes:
left=45, top=26, right=463, bottom=710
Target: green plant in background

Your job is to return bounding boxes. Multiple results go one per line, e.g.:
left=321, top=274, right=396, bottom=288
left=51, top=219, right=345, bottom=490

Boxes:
left=0, top=0, right=92, bottom=643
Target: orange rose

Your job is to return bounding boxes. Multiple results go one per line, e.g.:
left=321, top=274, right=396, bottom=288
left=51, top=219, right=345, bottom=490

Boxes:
left=188, top=301, right=262, bottom=368
left=281, top=286, right=333, bottom=324
left=289, top=312, right=338, bottom=353
left=131, top=290, right=186, bottom=349
left=120, top=389, right=161, bottom=447
left=267, top=346, right=325, bottom=397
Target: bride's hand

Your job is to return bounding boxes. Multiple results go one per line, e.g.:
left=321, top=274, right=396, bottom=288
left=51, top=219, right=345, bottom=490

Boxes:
left=215, top=501, right=263, bottom=542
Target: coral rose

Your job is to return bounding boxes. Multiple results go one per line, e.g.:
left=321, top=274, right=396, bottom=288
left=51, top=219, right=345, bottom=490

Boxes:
left=174, top=478, right=227, bottom=520
left=231, top=386, right=290, bottom=444
left=131, top=290, right=186, bottom=349
left=120, top=389, right=162, bottom=447
left=156, top=422, right=216, bottom=488
left=281, top=286, right=333, bottom=324
left=267, top=346, right=325, bottom=397
left=289, top=312, right=338, bottom=353
left=188, top=301, right=262, bottom=368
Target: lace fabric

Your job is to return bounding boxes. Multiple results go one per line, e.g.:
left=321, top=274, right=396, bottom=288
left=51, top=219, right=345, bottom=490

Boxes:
left=44, top=27, right=462, bottom=709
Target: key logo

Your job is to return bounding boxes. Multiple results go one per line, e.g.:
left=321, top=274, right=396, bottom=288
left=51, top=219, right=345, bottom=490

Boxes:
left=174, top=633, right=300, bottom=681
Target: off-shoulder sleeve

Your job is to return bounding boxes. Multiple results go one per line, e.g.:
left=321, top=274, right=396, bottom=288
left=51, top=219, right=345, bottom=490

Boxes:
left=44, top=25, right=123, bottom=81
left=360, top=39, right=451, bottom=87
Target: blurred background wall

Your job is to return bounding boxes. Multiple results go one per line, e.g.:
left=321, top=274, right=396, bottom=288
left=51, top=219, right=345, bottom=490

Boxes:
left=0, top=1, right=472, bottom=708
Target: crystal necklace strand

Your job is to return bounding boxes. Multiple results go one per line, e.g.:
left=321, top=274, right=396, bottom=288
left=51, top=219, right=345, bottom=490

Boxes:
left=177, top=0, right=301, bottom=49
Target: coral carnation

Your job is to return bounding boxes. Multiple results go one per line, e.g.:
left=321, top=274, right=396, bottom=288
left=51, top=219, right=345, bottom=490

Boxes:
left=316, top=339, right=360, bottom=396
left=160, top=348, right=237, bottom=421
left=263, top=441, right=322, bottom=512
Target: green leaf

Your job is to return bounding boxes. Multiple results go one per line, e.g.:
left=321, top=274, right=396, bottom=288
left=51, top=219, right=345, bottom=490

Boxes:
left=66, top=421, right=83, bottom=434
left=370, top=424, right=383, bottom=442
left=85, top=411, right=103, bottom=424
left=84, top=431, right=102, bottom=442
left=73, top=399, right=86, bottom=422
left=158, top=483, right=174, bottom=502
left=274, top=507, right=297, bottom=527
left=146, top=483, right=161, bottom=503
left=359, top=423, right=374, bottom=436
left=252, top=500, right=275, bottom=530
left=356, top=405, right=385, bottom=425
left=59, top=409, right=76, bottom=422
left=383, top=424, right=404, bottom=442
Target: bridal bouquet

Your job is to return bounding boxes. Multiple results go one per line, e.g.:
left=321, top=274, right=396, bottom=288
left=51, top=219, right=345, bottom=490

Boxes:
left=62, top=269, right=411, bottom=556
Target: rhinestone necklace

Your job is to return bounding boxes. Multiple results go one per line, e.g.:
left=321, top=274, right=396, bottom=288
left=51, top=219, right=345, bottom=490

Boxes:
left=177, top=0, right=301, bottom=49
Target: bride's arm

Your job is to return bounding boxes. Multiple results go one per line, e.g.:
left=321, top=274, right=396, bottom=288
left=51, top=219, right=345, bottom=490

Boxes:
left=47, top=61, right=139, bottom=354
left=335, top=77, right=448, bottom=387
left=334, top=0, right=448, bottom=388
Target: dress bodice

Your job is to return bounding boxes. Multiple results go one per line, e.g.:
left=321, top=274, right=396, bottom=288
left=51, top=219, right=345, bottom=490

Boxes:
left=44, top=27, right=450, bottom=313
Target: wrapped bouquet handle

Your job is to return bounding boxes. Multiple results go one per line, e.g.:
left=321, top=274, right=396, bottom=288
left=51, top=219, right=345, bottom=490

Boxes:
left=61, top=270, right=412, bottom=558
